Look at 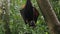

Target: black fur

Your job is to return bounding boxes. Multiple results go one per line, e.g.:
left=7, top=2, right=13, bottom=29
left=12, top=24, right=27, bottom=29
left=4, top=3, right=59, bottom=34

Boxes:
left=20, top=0, right=39, bottom=27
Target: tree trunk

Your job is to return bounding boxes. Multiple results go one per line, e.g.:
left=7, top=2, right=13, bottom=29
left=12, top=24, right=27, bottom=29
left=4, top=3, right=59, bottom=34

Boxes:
left=2, top=0, right=11, bottom=34
left=36, top=0, right=60, bottom=34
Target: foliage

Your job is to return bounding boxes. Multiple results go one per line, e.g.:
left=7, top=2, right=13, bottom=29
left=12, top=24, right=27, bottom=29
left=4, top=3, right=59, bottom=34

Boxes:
left=0, top=0, right=60, bottom=34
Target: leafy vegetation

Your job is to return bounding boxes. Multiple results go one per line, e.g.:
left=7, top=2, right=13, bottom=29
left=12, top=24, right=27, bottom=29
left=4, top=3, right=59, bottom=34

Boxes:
left=0, top=0, right=60, bottom=34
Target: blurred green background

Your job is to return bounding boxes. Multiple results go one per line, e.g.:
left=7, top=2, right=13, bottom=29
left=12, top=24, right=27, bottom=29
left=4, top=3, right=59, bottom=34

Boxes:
left=0, top=0, right=60, bottom=34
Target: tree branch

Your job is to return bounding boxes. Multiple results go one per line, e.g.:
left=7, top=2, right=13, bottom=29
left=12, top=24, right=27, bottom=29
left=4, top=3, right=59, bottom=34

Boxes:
left=36, top=0, right=60, bottom=34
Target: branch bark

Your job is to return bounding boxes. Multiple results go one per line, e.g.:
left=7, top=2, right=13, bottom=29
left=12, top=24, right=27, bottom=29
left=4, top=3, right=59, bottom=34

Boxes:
left=36, top=0, right=60, bottom=34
